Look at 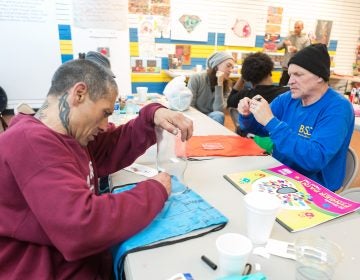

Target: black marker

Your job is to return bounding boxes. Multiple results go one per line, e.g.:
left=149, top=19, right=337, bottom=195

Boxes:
left=201, top=255, right=217, bottom=270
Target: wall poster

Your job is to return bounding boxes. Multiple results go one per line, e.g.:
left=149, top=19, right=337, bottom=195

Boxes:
left=263, top=6, right=283, bottom=52
left=225, top=13, right=257, bottom=47
left=315, top=20, right=333, bottom=46
left=170, top=9, right=208, bottom=42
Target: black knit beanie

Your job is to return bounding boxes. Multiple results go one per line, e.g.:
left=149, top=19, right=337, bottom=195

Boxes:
left=288, top=43, right=330, bottom=81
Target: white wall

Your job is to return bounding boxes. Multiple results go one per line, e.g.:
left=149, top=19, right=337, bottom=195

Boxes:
left=168, top=0, right=360, bottom=74
left=1, top=0, right=131, bottom=109
left=2, top=0, right=359, bottom=108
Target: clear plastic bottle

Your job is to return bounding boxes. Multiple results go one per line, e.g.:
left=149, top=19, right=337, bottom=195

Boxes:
left=126, top=95, right=136, bottom=116
left=156, top=127, right=188, bottom=187
left=111, top=100, right=121, bottom=124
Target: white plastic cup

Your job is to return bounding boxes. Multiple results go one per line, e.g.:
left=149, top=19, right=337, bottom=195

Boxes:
left=294, top=235, right=343, bottom=280
left=195, top=64, right=203, bottom=72
left=216, top=233, right=252, bottom=277
left=136, top=87, right=148, bottom=103
left=243, top=192, right=281, bottom=245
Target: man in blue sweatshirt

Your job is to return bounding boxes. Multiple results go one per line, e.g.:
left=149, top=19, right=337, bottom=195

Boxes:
left=237, top=44, right=354, bottom=192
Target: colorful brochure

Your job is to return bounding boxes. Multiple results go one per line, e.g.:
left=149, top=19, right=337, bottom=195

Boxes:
left=224, top=164, right=360, bottom=232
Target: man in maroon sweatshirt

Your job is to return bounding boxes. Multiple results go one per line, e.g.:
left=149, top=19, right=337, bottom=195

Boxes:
left=0, top=58, right=193, bottom=279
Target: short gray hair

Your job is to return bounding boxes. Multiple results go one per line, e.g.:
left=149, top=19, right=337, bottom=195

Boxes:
left=48, top=59, right=118, bottom=101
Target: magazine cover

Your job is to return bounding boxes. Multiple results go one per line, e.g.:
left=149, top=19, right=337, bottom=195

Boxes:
left=224, top=164, right=360, bottom=232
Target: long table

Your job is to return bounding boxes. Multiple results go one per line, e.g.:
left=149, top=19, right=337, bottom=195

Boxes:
left=111, top=107, right=360, bottom=280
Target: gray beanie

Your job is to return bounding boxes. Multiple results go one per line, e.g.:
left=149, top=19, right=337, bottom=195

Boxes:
left=207, top=51, right=234, bottom=69
left=85, top=51, right=116, bottom=78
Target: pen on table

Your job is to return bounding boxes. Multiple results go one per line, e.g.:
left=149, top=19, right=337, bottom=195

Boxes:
left=201, top=255, right=217, bottom=270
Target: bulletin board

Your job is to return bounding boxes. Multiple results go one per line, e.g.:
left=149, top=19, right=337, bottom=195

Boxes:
left=0, top=0, right=61, bottom=109
left=0, top=0, right=131, bottom=109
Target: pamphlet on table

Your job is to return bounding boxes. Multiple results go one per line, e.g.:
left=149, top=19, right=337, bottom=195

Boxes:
left=224, top=164, right=360, bottom=232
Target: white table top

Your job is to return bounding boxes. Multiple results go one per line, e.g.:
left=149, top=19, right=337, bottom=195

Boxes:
left=112, top=107, right=360, bottom=280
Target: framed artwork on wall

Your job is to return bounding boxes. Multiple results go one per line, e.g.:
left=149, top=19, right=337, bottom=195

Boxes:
left=225, top=13, right=257, bottom=47
left=170, top=9, right=208, bottom=42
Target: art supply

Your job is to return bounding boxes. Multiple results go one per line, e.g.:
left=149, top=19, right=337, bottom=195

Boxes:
left=201, top=255, right=217, bottom=270
left=215, top=233, right=252, bottom=277
left=243, top=192, right=281, bottom=245
left=136, top=86, right=148, bottom=103
left=294, top=235, right=343, bottom=280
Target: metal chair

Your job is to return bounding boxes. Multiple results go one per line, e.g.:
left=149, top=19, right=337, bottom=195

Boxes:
left=342, top=147, right=359, bottom=190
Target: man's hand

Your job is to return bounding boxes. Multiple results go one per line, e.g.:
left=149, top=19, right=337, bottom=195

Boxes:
left=154, top=108, right=193, bottom=141
left=237, top=97, right=252, bottom=116
left=150, top=172, right=171, bottom=195
left=247, top=95, right=274, bottom=126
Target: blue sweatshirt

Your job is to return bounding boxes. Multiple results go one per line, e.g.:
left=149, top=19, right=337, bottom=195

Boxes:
left=239, top=88, right=354, bottom=191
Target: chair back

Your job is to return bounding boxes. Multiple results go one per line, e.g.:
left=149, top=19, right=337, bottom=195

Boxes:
left=228, top=107, right=239, bottom=130
left=342, top=147, right=359, bottom=190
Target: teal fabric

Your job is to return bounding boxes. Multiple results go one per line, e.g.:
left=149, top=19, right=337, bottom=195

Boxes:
left=111, top=176, right=228, bottom=280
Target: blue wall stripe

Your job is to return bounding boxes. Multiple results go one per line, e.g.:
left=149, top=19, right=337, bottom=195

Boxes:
left=130, top=28, right=216, bottom=45
left=129, top=28, right=138, bottom=42
left=58, top=24, right=72, bottom=40
left=255, top=35, right=264, bottom=48
left=161, top=57, right=207, bottom=70
left=155, top=33, right=215, bottom=45
left=132, top=82, right=167, bottom=94
left=130, top=28, right=338, bottom=51
left=217, top=33, right=225, bottom=46
left=277, top=36, right=338, bottom=51
left=161, top=57, right=169, bottom=70
left=61, top=54, right=73, bottom=63
left=328, top=40, right=337, bottom=51
left=216, top=33, right=264, bottom=48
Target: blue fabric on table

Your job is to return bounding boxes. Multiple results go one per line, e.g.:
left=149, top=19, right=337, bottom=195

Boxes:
left=111, top=176, right=228, bottom=280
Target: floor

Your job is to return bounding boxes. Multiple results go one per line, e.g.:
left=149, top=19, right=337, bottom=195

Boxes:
left=2, top=111, right=360, bottom=188
left=224, top=110, right=360, bottom=189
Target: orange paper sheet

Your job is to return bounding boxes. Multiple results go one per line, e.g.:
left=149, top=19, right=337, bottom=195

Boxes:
left=186, top=135, right=266, bottom=157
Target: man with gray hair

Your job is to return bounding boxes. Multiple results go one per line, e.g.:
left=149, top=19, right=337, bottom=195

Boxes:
left=277, top=20, right=310, bottom=86
left=0, top=58, right=193, bottom=279
left=237, top=44, right=354, bottom=192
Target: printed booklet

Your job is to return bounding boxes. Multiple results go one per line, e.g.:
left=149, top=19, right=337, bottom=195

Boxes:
left=224, top=164, right=360, bottom=232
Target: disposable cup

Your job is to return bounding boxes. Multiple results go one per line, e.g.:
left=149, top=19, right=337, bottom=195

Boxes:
left=243, top=192, right=281, bottom=245
left=294, top=235, right=343, bottom=280
left=136, top=87, right=148, bottom=102
left=195, top=64, right=203, bottom=72
left=215, top=233, right=252, bottom=277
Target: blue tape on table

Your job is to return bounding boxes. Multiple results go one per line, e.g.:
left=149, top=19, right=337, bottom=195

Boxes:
left=111, top=176, right=228, bottom=280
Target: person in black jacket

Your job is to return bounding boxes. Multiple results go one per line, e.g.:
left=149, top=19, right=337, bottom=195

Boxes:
left=227, top=52, right=289, bottom=150
left=227, top=52, right=289, bottom=110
